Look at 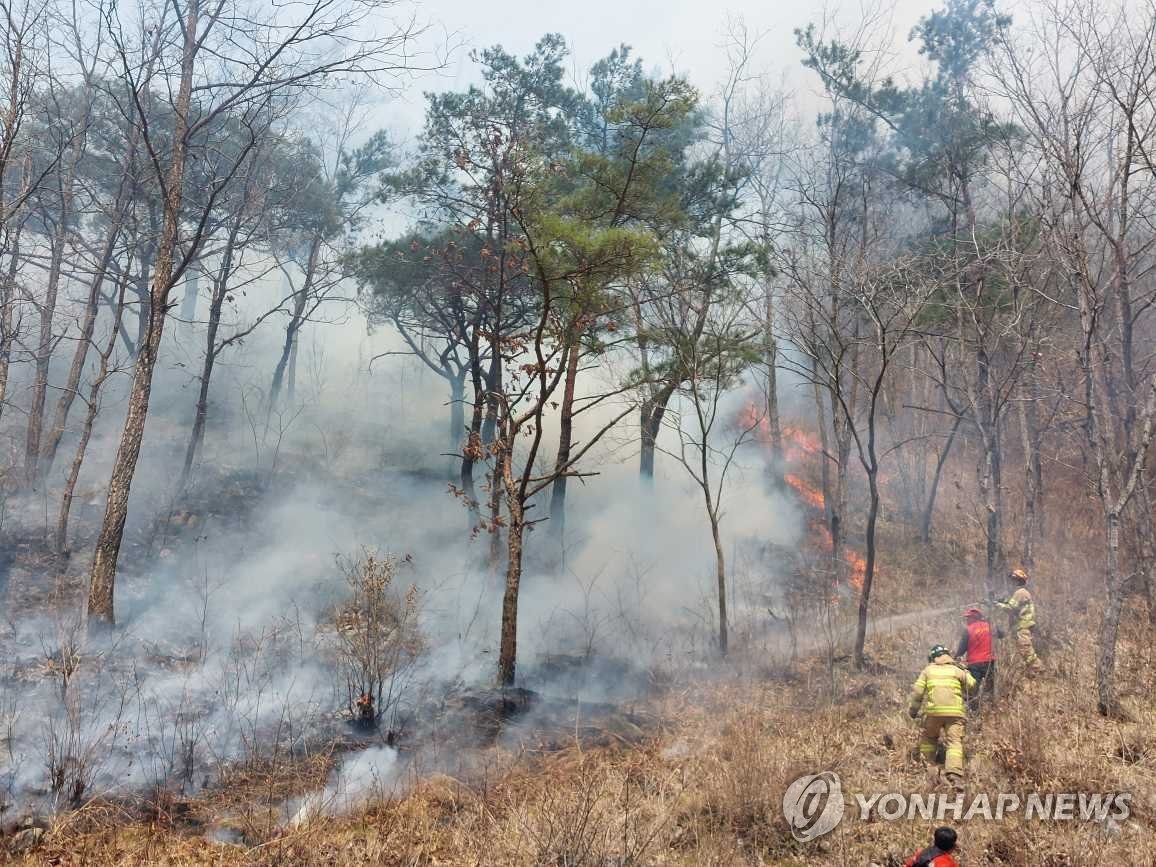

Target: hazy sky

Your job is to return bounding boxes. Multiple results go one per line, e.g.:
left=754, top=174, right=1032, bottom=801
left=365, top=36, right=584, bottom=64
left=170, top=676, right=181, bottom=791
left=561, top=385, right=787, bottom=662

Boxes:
left=384, top=0, right=939, bottom=136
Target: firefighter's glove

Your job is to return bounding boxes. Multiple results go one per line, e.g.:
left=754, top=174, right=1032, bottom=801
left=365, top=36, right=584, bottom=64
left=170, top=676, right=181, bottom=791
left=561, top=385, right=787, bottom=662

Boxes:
left=996, top=628, right=1005, bottom=639
left=908, top=707, right=919, bottom=720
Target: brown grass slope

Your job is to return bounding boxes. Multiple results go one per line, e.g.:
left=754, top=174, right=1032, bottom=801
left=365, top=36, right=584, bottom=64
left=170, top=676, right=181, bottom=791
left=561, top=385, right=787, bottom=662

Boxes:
left=9, top=517, right=1156, bottom=867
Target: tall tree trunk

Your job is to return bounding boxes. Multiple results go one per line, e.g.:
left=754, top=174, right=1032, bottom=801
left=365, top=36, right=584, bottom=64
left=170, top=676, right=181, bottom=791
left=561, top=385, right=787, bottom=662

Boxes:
left=487, top=463, right=504, bottom=572
left=57, top=282, right=127, bottom=553
left=548, top=339, right=581, bottom=539
left=286, top=330, right=299, bottom=401
left=25, top=175, right=79, bottom=486
left=814, top=376, right=832, bottom=526
left=448, top=373, right=465, bottom=455
left=639, top=401, right=660, bottom=481
left=460, top=343, right=486, bottom=526
left=481, top=344, right=501, bottom=445
left=180, top=265, right=199, bottom=322
left=87, top=0, right=199, bottom=629
left=1097, top=512, right=1124, bottom=716
left=920, top=415, right=961, bottom=544
left=269, top=235, right=321, bottom=411
left=134, top=205, right=159, bottom=356
left=853, top=470, right=880, bottom=668
left=974, top=342, right=1004, bottom=590
left=41, top=202, right=131, bottom=479
left=830, top=409, right=852, bottom=583
left=484, top=346, right=505, bottom=568
left=763, top=282, right=782, bottom=485
left=639, top=385, right=675, bottom=483
left=710, top=507, right=728, bottom=657
left=1018, top=374, right=1042, bottom=569
left=180, top=223, right=240, bottom=489
left=0, top=227, right=22, bottom=426
left=497, top=442, right=522, bottom=686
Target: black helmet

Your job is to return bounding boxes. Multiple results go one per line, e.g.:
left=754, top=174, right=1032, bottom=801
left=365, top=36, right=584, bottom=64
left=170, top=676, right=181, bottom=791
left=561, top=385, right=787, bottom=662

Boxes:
left=928, top=644, right=949, bottom=662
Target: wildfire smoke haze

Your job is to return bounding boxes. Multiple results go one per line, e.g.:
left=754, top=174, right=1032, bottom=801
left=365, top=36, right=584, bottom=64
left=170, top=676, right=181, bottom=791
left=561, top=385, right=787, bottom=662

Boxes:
left=738, top=401, right=867, bottom=591
left=4, top=0, right=1156, bottom=861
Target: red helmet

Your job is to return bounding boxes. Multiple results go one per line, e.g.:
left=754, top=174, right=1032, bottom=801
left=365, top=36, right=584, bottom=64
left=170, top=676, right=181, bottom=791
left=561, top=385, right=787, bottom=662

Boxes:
left=963, top=606, right=983, bottom=618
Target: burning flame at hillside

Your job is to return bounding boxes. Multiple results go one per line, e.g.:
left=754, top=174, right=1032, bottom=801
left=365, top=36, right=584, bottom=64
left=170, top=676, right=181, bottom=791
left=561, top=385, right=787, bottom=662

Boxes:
left=738, top=403, right=866, bottom=591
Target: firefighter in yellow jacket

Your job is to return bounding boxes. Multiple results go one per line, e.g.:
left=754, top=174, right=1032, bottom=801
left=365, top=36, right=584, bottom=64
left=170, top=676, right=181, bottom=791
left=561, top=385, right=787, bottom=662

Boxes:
left=908, top=644, right=976, bottom=793
left=996, top=568, right=1042, bottom=672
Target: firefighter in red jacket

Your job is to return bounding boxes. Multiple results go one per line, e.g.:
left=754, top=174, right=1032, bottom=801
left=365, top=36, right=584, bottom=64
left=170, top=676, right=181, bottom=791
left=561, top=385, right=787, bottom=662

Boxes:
left=904, top=827, right=959, bottom=867
left=956, top=606, right=995, bottom=711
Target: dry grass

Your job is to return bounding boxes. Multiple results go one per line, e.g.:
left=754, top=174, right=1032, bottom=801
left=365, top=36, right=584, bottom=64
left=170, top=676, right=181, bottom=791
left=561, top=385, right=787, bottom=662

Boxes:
left=7, top=511, right=1156, bottom=864
left=14, top=623, right=1156, bottom=866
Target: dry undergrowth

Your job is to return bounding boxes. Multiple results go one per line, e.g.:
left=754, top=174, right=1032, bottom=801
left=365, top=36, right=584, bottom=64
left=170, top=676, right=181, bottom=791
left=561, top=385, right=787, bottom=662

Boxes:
left=7, top=542, right=1156, bottom=865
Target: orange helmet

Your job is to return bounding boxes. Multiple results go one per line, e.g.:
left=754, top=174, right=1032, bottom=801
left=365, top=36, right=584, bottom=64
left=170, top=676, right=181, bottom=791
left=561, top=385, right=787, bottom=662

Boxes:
left=1009, top=568, right=1028, bottom=583
left=963, top=606, right=983, bottom=618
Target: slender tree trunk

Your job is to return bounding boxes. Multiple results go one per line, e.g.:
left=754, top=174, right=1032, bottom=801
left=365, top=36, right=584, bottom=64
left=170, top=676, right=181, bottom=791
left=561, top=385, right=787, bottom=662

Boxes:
left=134, top=206, right=159, bottom=356
left=481, top=345, right=501, bottom=445
left=25, top=178, right=79, bottom=486
left=497, top=441, right=523, bottom=686
left=854, top=470, right=880, bottom=668
left=548, top=339, right=581, bottom=538
left=448, top=374, right=465, bottom=455
left=41, top=207, right=131, bottom=479
left=920, top=416, right=961, bottom=544
left=57, top=288, right=125, bottom=553
left=910, top=342, right=928, bottom=521
left=974, top=342, right=1004, bottom=589
left=269, top=235, right=320, bottom=410
left=1097, top=512, right=1124, bottom=716
left=985, top=430, right=1003, bottom=581
left=286, top=331, right=299, bottom=401
left=461, top=376, right=484, bottom=525
left=1019, top=376, right=1042, bottom=569
left=87, top=0, right=199, bottom=629
left=710, top=508, right=727, bottom=656
left=180, top=264, right=199, bottom=321
left=488, top=463, right=504, bottom=572
left=0, top=227, right=22, bottom=426
left=830, top=413, right=851, bottom=583
left=180, top=236, right=237, bottom=489
left=484, top=356, right=506, bottom=570
left=764, top=283, right=782, bottom=485
left=639, top=386, right=675, bottom=483
left=808, top=308, right=834, bottom=530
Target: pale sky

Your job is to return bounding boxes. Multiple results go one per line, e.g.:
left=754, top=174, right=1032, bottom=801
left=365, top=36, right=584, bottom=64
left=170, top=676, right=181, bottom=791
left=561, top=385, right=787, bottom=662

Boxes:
left=385, top=0, right=943, bottom=138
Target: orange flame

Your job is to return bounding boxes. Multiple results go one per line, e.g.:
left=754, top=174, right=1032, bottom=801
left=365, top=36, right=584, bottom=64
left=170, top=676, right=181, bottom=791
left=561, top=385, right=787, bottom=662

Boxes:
left=744, top=402, right=867, bottom=592
left=784, top=473, right=825, bottom=511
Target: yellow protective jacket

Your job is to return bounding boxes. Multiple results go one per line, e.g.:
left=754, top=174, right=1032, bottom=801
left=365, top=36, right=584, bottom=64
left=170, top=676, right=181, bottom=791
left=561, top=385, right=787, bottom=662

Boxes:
left=997, top=587, right=1036, bottom=630
left=908, top=654, right=976, bottom=719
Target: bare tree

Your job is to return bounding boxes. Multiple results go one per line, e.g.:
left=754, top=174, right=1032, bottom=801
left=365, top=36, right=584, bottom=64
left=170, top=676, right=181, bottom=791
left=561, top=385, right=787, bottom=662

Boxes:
left=0, top=0, right=57, bottom=426
left=86, top=0, right=427, bottom=628
left=996, top=0, right=1156, bottom=713
left=659, top=299, right=762, bottom=657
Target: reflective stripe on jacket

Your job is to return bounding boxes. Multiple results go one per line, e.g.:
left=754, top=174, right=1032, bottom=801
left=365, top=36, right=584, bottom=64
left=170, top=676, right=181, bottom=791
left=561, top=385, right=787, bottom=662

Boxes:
left=908, top=654, right=976, bottom=718
left=997, top=587, right=1035, bottom=630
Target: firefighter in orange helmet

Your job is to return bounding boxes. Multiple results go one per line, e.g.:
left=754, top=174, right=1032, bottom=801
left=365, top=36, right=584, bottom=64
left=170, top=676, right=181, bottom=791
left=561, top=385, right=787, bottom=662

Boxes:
left=995, top=568, right=1042, bottom=672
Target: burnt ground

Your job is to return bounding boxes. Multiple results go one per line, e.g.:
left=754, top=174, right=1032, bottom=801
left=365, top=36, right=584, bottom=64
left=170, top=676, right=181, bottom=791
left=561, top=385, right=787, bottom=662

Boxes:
left=0, top=464, right=669, bottom=852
